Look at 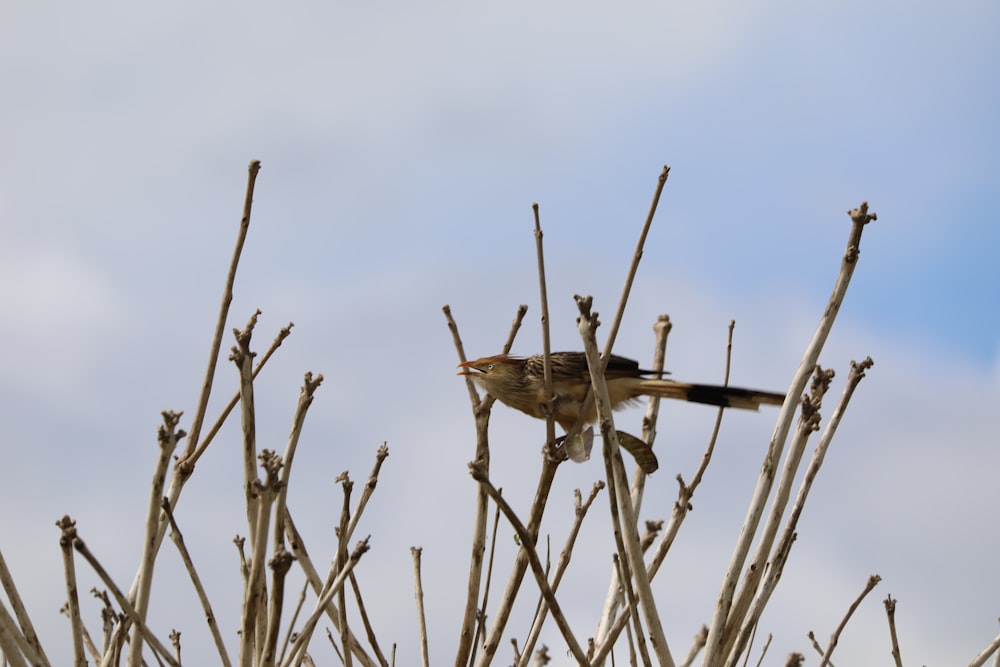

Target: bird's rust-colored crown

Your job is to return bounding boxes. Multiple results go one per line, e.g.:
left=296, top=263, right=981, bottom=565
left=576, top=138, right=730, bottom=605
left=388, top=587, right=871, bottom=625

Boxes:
left=456, top=354, right=522, bottom=375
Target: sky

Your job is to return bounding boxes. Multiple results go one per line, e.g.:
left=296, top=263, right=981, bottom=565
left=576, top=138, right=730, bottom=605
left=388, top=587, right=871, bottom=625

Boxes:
left=1, top=1, right=998, bottom=665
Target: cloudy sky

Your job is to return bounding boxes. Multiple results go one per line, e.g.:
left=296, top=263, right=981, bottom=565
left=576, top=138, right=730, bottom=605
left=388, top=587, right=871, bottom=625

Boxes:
left=2, top=2, right=998, bottom=665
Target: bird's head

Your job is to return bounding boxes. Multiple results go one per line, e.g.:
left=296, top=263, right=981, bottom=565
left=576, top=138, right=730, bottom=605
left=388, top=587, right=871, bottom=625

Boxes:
left=456, top=355, right=522, bottom=380
left=457, top=355, right=530, bottom=404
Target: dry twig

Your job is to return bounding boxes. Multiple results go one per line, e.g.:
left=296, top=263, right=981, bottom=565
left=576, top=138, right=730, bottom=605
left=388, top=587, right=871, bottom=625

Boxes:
left=468, top=462, right=589, bottom=664
left=967, top=620, right=1000, bottom=667
left=128, top=412, right=184, bottom=666
left=518, top=482, right=605, bottom=666
left=469, top=495, right=503, bottom=667
left=60, top=519, right=178, bottom=667
left=281, top=538, right=371, bottom=667
left=577, top=300, right=673, bottom=667
left=161, top=498, right=232, bottom=667
left=705, top=202, right=877, bottom=666
left=411, top=547, right=430, bottom=667
left=178, top=158, right=261, bottom=464
left=818, top=574, right=882, bottom=667
left=282, top=511, right=377, bottom=666
left=751, top=633, right=772, bottom=667
left=445, top=302, right=527, bottom=667
left=883, top=595, right=903, bottom=667
left=678, top=625, right=708, bottom=667
left=0, top=548, right=50, bottom=666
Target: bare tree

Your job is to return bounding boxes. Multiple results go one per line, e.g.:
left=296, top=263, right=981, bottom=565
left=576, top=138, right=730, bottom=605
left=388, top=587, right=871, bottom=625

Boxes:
left=3, top=161, right=994, bottom=667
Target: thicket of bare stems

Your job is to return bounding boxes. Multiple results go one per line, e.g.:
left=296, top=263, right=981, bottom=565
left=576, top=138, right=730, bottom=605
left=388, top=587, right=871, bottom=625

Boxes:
left=1, top=160, right=998, bottom=666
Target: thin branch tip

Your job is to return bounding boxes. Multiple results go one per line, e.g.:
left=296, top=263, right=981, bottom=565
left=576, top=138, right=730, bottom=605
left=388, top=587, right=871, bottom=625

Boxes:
left=848, top=201, right=877, bottom=225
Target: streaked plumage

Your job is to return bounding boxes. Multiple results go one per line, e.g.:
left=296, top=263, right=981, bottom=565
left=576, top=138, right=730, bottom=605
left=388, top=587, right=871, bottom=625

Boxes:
left=457, top=352, right=784, bottom=431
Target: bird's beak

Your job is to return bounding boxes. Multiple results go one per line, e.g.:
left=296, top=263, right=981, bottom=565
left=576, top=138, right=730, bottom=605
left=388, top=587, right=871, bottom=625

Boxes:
left=456, top=360, right=481, bottom=376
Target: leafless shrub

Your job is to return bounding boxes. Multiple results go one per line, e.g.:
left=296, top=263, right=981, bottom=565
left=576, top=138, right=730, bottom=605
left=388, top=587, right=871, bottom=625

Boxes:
left=3, top=162, right=997, bottom=666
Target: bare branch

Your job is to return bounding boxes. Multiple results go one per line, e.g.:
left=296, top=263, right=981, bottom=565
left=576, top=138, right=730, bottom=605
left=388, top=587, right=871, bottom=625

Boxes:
left=231, top=310, right=263, bottom=545
left=350, top=572, right=389, bottom=667
left=0, top=597, right=45, bottom=667
left=477, top=459, right=561, bottom=666
left=61, top=599, right=104, bottom=664
left=519, top=482, right=605, bottom=665
left=603, top=165, right=670, bottom=359
left=336, top=472, right=355, bottom=667
left=0, top=547, right=50, bottom=666
left=128, top=412, right=184, bottom=666
left=751, top=633, right=772, bottom=667
left=818, top=574, right=882, bottom=667
left=181, top=322, right=295, bottom=473
left=470, top=498, right=503, bottom=667
left=178, top=158, right=261, bottom=463
left=563, top=166, right=671, bottom=446
left=260, top=548, right=294, bottom=667
left=532, top=203, right=557, bottom=451
left=278, top=581, right=309, bottom=666
left=633, top=314, right=672, bottom=509
left=468, top=462, right=589, bottom=664
left=446, top=303, right=528, bottom=667
left=443, top=304, right=481, bottom=410
left=239, top=451, right=282, bottom=667
left=730, top=359, right=874, bottom=662
left=162, top=499, right=233, bottom=667
left=967, top=619, right=1000, bottom=667
left=411, top=547, right=430, bottom=667
left=806, top=631, right=828, bottom=664
left=274, top=373, right=325, bottom=555
left=612, top=553, right=645, bottom=667
left=678, top=625, right=708, bottom=667
left=883, top=596, right=903, bottom=667
left=282, top=510, right=377, bottom=667
left=576, top=299, right=673, bottom=667
left=344, top=444, right=390, bottom=547
left=657, top=319, right=734, bottom=566
left=62, top=520, right=178, bottom=667
left=56, top=518, right=87, bottom=667
left=281, top=538, right=371, bottom=667
left=705, top=202, right=877, bottom=666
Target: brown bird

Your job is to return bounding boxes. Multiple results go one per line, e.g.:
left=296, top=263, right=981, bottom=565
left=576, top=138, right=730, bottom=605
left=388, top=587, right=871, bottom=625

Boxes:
left=458, top=353, right=785, bottom=471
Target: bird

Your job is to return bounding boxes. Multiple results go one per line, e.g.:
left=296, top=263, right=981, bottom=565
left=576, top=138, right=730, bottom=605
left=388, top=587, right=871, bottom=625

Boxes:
left=457, top=352, right=785, bottom=428
left=457, top=352, right=785, bottom=472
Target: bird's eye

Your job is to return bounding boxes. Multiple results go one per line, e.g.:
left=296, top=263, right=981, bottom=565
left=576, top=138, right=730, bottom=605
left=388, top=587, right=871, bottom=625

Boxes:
left=486, top=363, right=494, bottom=371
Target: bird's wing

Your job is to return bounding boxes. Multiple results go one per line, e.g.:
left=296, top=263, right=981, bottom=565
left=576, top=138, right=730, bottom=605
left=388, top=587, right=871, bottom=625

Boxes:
left=527, top=352, right=663, bottom=380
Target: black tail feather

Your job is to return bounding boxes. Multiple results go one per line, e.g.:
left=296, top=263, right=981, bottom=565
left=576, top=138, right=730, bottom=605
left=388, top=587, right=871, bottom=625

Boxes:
left=685, top=384, right=786, bottom=410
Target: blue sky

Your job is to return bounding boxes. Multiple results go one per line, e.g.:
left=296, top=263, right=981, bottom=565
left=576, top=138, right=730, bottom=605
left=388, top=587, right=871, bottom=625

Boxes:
left=2, top=2, right=998, bottom=665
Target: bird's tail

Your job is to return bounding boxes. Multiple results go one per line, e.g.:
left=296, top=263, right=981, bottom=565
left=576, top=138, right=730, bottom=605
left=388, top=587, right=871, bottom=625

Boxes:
left=637, top=379, right=785, bottom=411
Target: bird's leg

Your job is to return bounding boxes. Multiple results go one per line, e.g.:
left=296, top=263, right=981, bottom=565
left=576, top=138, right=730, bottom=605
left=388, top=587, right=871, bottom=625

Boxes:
left=543, top=438, right=568, bottom=464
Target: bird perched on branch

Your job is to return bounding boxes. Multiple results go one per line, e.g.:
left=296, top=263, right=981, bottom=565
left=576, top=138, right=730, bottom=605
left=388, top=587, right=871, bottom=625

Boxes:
left=457, top=352, right=785, bottom=472
left=458, top=352, right=785, bottom=428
